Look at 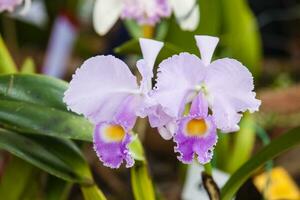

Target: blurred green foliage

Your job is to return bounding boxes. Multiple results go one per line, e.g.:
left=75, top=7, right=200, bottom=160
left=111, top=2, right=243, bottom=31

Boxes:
left=0, top=157, right=39, bottom=200
left=221, top=126, right=300, bottom=200
left=0, top=129, right=92, bottom=183
left=220, top=0, right=262, bottom=77
left=215, top=114, right=256, bottom=173
left=0, top=36, right=17, bottom=73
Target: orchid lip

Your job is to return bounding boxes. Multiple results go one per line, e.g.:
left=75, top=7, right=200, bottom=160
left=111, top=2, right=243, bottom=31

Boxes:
left=93, top=121, right=134, bottom=168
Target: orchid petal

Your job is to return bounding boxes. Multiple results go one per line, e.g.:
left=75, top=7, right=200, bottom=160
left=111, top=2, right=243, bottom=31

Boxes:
left=137, top=38, right=163, bottom=92
left=93, top=0, right=123, bottom=35
left=170, top=0, right=200, bottom=31
left=139, top=38, right=164, bottom=70
left=153, top=53, right=206, bottom=118
left=121, top=0, right=171, bottom=25
left=195, top=35, right=219, bottom=66
left=158, top=126, right=173, bottom=140
left=20, top=0, right=31, bottom=15
left=114, top=95, right=139, bottom=130
left=63, top=55, right=138, bottom=124
left=146, top=102, right=173, bottom=127
left=0, top=0, right=22, bottom=12
left=157, top=120, right=177, bottom=140
left=204, top=58, right=261, bottom=132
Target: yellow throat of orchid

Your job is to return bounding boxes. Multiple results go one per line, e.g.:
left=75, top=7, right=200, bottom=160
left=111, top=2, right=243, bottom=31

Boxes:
left=186, top=119, right=207, bottom=136
left=104, top=125, right=126, bottom=142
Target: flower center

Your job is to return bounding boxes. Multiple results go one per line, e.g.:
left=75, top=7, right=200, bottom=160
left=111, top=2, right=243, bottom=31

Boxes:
left=186, top=119, right=207, bottom=136
left=103, top=125, right=126, bottom=142
left=195, top=83, right=208, bottom=95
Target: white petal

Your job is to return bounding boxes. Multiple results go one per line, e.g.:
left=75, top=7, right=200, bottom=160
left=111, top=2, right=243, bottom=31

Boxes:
left=170, top=0, right=200, bottom=31
left=204, top=58, right=261, bottom=132
left=158, top=126, right=173, bottom=140
left=20, top=0, right=31, bottom=15
left=139, top=38, right=163, bottom=72
left=153, top=53, right=206, bottom=118
left=137, top=38, right=164, bottom=92
left=63, top=55, right=139, bottom=124
left=195, top=35, right=219, bottom=66
left=93, top=0, right=122, bottom=35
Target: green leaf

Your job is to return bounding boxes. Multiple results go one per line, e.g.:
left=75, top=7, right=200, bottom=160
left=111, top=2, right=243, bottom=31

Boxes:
left=220, top=0, right=262, bottom=77
left=123, top=20, right=169, bottom=40
left=0, top=128, right=92, bottom=184
left=131, top=162, right=155, bottom=200
left=0, top=99, right=93, bottom=141
left=0, top=35, right=17, bottom=74
left=81, top=185, right=107, bottom=200
left=0, top=74, right=92, bottom=141
left=20, top=57, right=36, bottom=74
left=214, top=132, right=230, bottom=170
left=223, top=113, right=256, bottom=173
left=31, top=134, right=92, bottom=179
left=45, top=176, right=73, bottom=200
left=21, top=171, right=41, bottom=200
left=221, top=126, right=300, bottom=200
left=124, top=20, right=143, bottom=38
left=164, top=0, right=221, bottom=54
left=0, top=74, right=68, bottom=111
left=155, top=21, right=170, bottom=41
left=0, top=157, right=36, bottom=200
left=114, top=39, right=140, bottom=55
left=128, top=135, right=145, bottom=162
left=128, top=135, right=155, bottom=200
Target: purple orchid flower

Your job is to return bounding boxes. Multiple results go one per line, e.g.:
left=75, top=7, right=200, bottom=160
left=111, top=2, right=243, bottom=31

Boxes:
left=149, top=35, right=261, bottom=141
left=93, top=0, right=200, bottom=35
left=174, top=92, right=217, bottom=164
left=63, top=38, right=163, bottom=168
left=121, top=0, right=171, bottom=25
left=0, top=0, right=31, bottom=13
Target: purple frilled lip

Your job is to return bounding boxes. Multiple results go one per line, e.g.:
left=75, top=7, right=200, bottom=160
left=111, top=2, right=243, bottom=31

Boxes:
left=93, top=95, right=139, bottom=169
left=174, top=115, right=217, bottom=164
left=174, top=93, right=218, bottom=164
left=93, top=122, right=134, bottom=168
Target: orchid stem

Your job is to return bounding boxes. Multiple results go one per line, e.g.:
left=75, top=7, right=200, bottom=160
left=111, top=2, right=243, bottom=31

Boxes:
left=135, top=118, right=148, bottom=141
left=202, top=163, right=220, bottom=200
left=204, top=162, right=213, bottom=176
left=142, top=25, right=154, bottom=38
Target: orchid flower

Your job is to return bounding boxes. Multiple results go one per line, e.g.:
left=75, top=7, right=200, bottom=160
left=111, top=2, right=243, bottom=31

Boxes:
left=63, top=38, right=163, bottom=168
left=150, top=35, right=261, bottom=142
left=0, top=0, right=31, bottom=14
left=93, top=0, right=200, bottom=35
